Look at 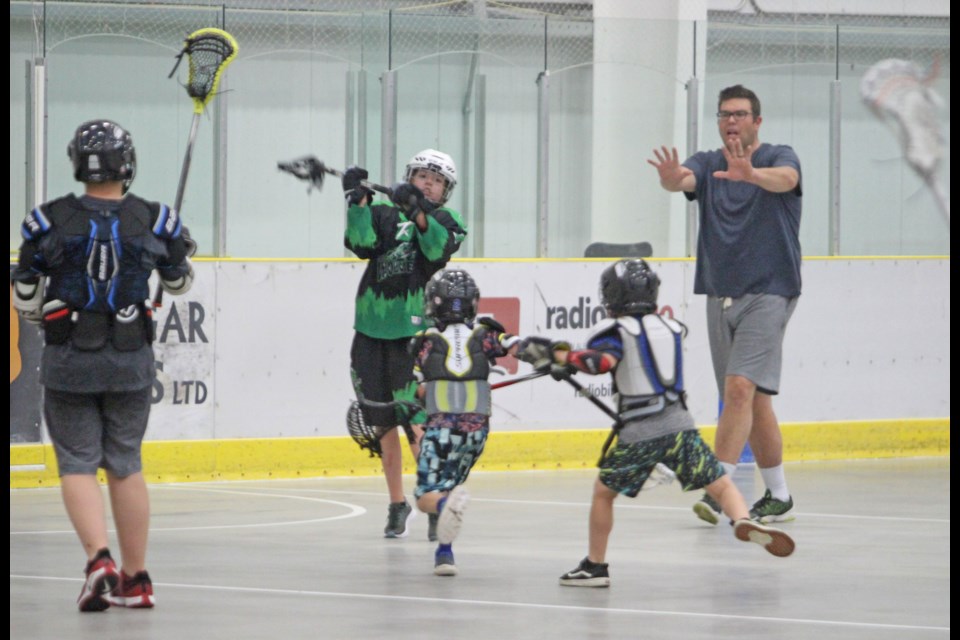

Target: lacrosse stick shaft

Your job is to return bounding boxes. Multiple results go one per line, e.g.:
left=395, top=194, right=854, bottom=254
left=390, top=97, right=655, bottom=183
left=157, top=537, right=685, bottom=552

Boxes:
left=320, top=164, right=393, bottom=197
left=490, top=370, right=551, bottom=390
left=174, top=113, right=202, bottom=213
left=553, top=370, right=623, bottom=465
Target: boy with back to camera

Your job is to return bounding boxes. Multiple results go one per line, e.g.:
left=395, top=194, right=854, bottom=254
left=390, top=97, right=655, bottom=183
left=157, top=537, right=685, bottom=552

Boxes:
left=409, top=269, right=521, bottom=576
left=10, top=119, right=195, bottom=610
left=516, top=259, right=795, bottom=587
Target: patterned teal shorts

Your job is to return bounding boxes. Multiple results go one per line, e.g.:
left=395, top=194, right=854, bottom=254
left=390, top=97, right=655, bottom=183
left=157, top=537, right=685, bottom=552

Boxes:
left=599, top=430, right=724, bottom=498
left=414, top=419, right=489, bottom=498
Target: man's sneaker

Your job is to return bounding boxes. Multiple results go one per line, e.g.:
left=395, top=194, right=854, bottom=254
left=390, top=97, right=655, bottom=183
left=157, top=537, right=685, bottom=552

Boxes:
left=734, top=519, right=796, bottom=557
left=559, top=557, right=610, bottom=588
left=436, top=486, right=470, bottom=545
left=384, top=501, right=415, bottom=538
left=77, top=548, right=120, bottom=612
left=693, top=493, right=722, bottom=525
left=434, top=547, right=457, bottom=577
left=109, top=570, right=155, bottom=608
left=749, top=490, right=796, bottom=523
left=427, top=513, right=439, bottom=542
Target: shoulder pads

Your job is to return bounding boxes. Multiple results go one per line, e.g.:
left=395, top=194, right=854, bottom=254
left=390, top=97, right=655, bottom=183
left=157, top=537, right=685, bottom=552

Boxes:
left=587, top=317, right=620, bottom=343
left=151, top=203, right=182, bottom=240
left=20, top=206, right=52, bottom=241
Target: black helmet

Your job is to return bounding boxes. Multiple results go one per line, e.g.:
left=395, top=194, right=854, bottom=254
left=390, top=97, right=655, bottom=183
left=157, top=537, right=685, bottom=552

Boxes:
left=68, top=120, right=137, bottom=192
left=599, top=259, right=660, bottom=316
left=424, top=269, right=480, bottom=324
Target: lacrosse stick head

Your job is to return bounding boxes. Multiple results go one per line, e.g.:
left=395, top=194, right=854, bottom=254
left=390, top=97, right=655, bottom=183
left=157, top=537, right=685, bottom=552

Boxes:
left=346, top=401, right=387, bottom=458
left=277, top=156, right=327, bottom=191
left=860, top=58, right=944, bottom=179
left=172, top=28, right=239, bottom=114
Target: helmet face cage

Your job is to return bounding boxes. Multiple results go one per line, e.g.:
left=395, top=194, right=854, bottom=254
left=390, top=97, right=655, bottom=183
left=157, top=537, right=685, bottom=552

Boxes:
left=403, top=149, right=457, bottom=203
left=424, top=269, right=480, bottom=324
left=599, top=259, right=660, bottom=316
left=68, top=120, right=137, bottom=192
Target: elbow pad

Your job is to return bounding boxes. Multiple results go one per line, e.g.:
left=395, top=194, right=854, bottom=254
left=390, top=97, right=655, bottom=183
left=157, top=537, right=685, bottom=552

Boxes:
left=159, top=259, right=194, bottom=295
left=12, top=277, right=45, bottom=324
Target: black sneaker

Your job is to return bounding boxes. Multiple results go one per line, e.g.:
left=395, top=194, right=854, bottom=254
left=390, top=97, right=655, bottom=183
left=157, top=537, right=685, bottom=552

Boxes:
left=749, top=490, right=795, bottom=523
left=384, top=501, right=415, bottom=538
left=559, top=557, right=610, bottom=588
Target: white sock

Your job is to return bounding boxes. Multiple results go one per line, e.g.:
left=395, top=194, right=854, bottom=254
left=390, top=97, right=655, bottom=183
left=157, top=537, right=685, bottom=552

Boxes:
left=720, top=462, right=737, bottom=477
left=759, top=465, right=790, bottom=501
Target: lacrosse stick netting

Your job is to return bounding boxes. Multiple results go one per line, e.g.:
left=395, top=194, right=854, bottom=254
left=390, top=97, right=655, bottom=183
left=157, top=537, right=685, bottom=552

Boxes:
left=168, top=28, right=239, bottom=213
left=860, top=58, right=949, bottom=223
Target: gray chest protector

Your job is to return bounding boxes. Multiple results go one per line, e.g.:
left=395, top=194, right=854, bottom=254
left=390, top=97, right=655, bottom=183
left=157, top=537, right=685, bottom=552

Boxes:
left=610, top=315, right=687, bottom=422
left=418, top=324, right=492, bottom=416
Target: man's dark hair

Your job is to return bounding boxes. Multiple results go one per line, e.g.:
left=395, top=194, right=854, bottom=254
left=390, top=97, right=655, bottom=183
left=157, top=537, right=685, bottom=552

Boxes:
left=718, top=85, right=761, bottom=118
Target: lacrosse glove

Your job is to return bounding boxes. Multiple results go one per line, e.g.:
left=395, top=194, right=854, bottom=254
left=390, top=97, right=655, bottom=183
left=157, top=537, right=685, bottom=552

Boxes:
left=342, top=166, right=374, bottom=206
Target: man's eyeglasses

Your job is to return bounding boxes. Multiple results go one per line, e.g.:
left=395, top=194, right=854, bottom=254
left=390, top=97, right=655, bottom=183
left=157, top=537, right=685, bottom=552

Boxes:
left=717, top=110, right=753, bottom=121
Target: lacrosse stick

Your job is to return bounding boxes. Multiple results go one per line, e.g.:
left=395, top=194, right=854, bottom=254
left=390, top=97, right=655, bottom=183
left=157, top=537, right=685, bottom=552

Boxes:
left=490, top=369, right=551, bottom=390
left=860, top=58, right=949, bottom=225
left=168, top=28, right=239, bottom=215
left=545, top=367, right=676, bottom=489
left=346, top=398, right=422, bottom=458
left=277, top=156, right=394, bottom=197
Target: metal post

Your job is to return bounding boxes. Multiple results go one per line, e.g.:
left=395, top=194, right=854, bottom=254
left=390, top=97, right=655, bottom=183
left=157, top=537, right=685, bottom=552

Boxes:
left=345, top=70, right=356, bottom=167
left=28, top=58, right=47, bottom=210
left=381, top=70, right=398, bottom=185
left=214, top=71, right=228, bottom=257
left=358, top=69, right=367, bottom=167
left=473, top=74, right=487, bottom=257
left=829, top=80, right=842, bottom=256
left=536, top=71, right=550, bottom=258
left=685, top=76, right=699, bottom=258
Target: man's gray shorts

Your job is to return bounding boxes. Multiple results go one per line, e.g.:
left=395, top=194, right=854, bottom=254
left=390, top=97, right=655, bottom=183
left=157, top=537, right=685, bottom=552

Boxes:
left=43, top=387, right=152, bottom=476
left=707, top=293, right=798, bottom=396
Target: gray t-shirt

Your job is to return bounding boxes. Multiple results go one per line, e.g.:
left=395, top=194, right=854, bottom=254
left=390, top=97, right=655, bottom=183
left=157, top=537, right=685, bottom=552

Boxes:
left=683, top=143, right=802, bottom=298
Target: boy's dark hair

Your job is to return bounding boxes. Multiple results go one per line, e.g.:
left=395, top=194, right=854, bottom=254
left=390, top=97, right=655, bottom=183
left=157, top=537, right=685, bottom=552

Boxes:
left=718, top=85, right=761, bottom=118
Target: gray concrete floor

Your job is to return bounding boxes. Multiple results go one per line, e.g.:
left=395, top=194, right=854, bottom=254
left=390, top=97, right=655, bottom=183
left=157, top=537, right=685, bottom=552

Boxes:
left=9, top=458, right=950, bottom=640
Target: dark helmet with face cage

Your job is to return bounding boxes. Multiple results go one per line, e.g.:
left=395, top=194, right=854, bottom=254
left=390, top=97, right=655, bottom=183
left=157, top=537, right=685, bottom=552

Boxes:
left=424, top=269, right=480, bottom=325
left=68, top=120, right=137, bottom=193
left=599, top=259, right=660, bottom=316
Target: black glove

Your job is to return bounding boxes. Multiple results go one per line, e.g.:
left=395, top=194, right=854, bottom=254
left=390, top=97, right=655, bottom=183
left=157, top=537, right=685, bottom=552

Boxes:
left=390, top=182, right=425, bottom=217
left=342, top=166, right=374, bottom=206
left=517, top=336, right=555, bottom=371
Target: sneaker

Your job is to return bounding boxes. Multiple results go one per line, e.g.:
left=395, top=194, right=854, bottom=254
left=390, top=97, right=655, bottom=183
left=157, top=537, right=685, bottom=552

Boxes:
left=434, top=547, right=457, bottom=577
left=693, top=493, right=722, bottom=526
left=749, top=490, right=796, bottom=523
left=77, top=548, right=120, bottom=612
left=733, top=519, right=796, bottom=557
left=427, top=513, right=439, bottom=542
left=559, top=557, right=610, bottom=588
left=436, top=486, right=470, bottom=545
left=109, top=570, right=155, bottom=608
left=384, top=501, right=415, bottom=538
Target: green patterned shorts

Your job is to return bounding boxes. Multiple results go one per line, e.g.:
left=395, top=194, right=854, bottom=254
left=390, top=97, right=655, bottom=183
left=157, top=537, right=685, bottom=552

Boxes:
left=599, top=430, right=724, bottom=498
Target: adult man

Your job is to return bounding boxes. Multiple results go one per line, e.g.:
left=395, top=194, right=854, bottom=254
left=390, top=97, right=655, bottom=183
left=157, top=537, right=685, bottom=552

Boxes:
left=343, top=149, right=467, bottom=539
left=647, top=85, right=801, bottom=524
left=11, top=119, right=195, bottom=611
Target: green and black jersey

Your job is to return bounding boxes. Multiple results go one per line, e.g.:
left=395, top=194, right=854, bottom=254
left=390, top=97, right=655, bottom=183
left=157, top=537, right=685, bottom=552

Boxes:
left=345, top=199, right=467, bottom=340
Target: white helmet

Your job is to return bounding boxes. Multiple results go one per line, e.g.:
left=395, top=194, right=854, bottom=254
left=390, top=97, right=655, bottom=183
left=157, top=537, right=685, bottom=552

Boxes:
left=404, top=149, right=457, bottom=203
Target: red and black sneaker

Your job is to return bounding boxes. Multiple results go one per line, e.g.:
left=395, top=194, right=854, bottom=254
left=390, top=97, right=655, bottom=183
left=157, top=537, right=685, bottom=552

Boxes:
left=77, top=548, right=120, bottom=612
left=109, top=570, right=156, bottom=608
